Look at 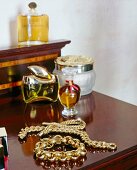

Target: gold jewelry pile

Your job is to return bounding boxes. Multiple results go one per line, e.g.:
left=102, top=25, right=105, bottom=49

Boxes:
left=18, top=119, right=117, bottom=162
left=34, top=135, right=87, bottom=162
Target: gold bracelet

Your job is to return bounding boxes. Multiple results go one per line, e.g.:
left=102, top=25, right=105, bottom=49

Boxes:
left=34, top=135, right=87, bottom=162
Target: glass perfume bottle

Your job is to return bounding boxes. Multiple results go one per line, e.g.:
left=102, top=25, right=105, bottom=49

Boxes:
left=58, top=67, right=81, bottom=117
left=22, top=65, right=58, bottom=103
left=17, top=2, right=49, bottom=46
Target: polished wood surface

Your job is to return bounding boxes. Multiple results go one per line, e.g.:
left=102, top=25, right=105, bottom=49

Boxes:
left=1, top=91, right=137, bottom=169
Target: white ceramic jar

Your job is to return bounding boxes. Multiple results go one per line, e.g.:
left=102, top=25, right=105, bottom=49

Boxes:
left=54, top=55, right=96, bottom=96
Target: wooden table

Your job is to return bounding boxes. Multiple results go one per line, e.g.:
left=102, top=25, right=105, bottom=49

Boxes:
left=1, top=91, right=137, bottom=170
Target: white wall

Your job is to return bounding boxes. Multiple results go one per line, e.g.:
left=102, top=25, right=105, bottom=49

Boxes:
left=0, top=0, right=137, bottom=105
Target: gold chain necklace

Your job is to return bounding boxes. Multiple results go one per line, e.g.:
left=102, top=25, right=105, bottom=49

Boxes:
left=18, top=119, right=117, bottom=162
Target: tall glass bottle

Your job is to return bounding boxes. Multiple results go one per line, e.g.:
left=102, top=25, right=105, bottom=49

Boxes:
left=17, top=2, right=49, bottom=46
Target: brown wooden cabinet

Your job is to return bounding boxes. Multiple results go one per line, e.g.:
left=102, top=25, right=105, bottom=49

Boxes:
left=0, top=39, right=71, bottom=97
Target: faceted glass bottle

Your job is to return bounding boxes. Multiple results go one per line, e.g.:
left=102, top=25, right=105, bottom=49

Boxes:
left=22, top=65, right=58, bottom=103
left=18, top=2, right=49, bottom=46
left=58, top=67, right=81, bottom=117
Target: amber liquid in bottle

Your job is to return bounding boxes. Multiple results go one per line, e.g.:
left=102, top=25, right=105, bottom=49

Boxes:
left=18, top=14, right=49, bottom=46
left=59, top=80, right=80, bottom=110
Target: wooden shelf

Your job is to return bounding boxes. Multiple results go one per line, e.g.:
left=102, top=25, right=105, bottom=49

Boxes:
left=0, top=39, right=71, bottom=60
left=0, top=39, right=71, bottom=97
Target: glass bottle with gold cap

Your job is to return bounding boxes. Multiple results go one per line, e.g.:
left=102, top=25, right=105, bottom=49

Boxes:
left=17, top=2, right=49, bottom=46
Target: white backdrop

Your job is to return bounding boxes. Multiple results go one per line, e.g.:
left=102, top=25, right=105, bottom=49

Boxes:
left=0, top=0, right=137, bottom=105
